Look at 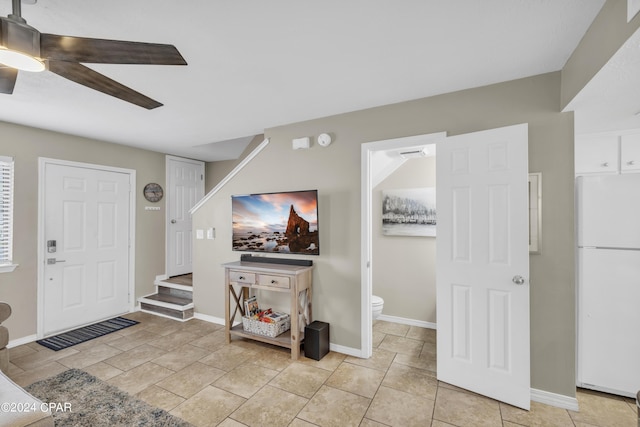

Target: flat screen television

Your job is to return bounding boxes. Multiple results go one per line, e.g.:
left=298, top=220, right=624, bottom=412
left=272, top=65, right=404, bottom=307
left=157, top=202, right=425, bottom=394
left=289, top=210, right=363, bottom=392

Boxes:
left=232, top=189, right=319, bottom=255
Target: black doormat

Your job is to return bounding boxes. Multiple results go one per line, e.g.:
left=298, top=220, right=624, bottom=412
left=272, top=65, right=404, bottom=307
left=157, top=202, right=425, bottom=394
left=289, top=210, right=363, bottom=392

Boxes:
left=36, top=317, right=139, bottom=351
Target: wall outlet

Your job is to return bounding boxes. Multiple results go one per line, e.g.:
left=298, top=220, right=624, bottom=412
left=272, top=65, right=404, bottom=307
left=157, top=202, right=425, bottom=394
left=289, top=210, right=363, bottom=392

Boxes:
left=207, top=228, right=215, bottom=239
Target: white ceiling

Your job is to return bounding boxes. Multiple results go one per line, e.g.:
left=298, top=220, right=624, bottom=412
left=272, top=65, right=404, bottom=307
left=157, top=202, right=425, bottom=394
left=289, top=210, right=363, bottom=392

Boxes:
left=0, top=0, right=609, bottom=161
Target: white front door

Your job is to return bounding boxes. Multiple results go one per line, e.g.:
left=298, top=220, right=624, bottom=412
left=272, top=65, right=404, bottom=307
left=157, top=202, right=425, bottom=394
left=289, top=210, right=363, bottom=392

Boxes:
left=43, top=162, right=131, bottom=336
left=436, top=124, right=530, bottom=410
left=166, top=156, right=204, bottom=277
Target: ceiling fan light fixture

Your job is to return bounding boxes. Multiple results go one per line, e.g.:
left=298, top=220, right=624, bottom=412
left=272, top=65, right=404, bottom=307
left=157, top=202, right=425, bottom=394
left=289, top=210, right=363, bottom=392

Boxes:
left=0, top=47, right=45, bottom=72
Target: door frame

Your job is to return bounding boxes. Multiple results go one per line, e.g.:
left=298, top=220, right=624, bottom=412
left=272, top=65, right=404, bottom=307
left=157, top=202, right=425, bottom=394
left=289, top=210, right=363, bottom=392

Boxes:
left=165, top=155, right=205, bottom=277
left=360, top=132, right=447, bottom=358
left=37, top=157, right=136, bottom=338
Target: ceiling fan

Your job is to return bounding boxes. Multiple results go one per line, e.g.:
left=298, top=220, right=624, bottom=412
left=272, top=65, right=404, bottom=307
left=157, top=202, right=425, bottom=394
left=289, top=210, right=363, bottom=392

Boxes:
left=0, top=0, right=187, bottom=109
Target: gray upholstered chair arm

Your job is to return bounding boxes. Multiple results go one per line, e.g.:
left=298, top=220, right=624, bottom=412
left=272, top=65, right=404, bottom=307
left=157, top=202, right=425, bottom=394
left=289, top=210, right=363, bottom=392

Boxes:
left=0, top=303, right=11, bottom=324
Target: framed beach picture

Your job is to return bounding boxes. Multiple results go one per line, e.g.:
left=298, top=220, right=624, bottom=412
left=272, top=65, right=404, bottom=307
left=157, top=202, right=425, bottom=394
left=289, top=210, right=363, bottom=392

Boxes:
left=382, top=187, right=436, bottom=237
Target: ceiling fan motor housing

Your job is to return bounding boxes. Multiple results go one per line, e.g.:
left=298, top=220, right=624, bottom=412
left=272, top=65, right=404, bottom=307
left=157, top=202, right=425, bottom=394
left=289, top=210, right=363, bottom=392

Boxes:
left=0, top=18, right=41, bottom=59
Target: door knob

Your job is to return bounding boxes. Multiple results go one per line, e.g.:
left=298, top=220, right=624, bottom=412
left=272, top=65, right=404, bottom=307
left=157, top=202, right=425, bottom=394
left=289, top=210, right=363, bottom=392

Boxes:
left=171, top=219, right=177, bottom=224
left=512, top=275, right=526, bottom=285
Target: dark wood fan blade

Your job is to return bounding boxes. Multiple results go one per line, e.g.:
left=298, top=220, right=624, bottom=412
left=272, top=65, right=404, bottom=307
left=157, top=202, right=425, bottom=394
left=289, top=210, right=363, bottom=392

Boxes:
left=41, top=34, right=187, bottom=65
left=0, top=66, right=18, bottom=94
left=48, top=60, right=162, bottom=109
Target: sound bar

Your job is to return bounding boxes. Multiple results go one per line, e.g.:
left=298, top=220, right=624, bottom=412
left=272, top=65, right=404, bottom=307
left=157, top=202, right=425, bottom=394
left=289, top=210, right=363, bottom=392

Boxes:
left=240, top=254, right=313, bottom=267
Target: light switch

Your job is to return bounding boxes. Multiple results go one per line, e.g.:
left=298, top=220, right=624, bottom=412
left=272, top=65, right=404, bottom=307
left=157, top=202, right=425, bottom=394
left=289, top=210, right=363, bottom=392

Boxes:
left=196, top=229, right=204, bottom=239
left=207, top=228, right=215, bottom=239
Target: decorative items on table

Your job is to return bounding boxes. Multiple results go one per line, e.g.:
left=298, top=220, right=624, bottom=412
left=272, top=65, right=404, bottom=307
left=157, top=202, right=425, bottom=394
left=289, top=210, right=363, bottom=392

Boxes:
left=244, top=296, right=260, bottom=317
left=242, top=297, right=290, bottom=337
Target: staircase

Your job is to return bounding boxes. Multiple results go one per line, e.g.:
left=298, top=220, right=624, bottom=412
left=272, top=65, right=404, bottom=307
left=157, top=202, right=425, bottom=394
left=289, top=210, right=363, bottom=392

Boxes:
left=138, top=274, right=194, bottom=321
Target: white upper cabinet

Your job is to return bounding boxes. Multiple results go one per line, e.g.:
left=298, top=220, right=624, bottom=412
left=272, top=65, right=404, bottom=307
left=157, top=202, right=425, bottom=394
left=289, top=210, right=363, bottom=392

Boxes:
left=575, top=134, right=619, bottom=175
left=576, top=131, right=640, bottom=175
left=621, top=133, right=640, bottom=173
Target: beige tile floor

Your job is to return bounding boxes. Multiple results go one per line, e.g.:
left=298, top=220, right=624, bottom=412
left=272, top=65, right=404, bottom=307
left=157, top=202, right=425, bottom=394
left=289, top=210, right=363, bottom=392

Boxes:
left=7, top=313, right=638, bottom=427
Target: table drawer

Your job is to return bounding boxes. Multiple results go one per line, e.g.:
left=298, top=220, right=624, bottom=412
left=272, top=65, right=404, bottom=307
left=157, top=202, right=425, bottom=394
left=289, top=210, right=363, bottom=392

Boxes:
left=229, top=270, right=255, bottom=284
left=258, top=274, right=290, bottom=289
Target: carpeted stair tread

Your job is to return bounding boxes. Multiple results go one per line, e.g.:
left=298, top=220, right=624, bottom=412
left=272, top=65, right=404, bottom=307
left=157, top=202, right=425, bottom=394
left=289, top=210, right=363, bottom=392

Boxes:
left=143, top=292, right=192, bottom=306
left=163, top=273, right=193, bottom=287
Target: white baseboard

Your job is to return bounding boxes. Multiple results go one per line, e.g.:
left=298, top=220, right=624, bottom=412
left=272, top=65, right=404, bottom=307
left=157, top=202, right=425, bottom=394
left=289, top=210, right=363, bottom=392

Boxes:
left=194, top=312, right=226, bottom=326
left=377, top=314, right=436, bottom=330
left=329, top=343, right=362, bottom=358
left=531, top=388, right=579, bottom=411
left=8, top=334, right=37, bottom=348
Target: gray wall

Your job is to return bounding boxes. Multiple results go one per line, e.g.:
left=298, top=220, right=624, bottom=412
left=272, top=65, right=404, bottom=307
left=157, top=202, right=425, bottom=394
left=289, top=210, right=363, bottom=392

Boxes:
left=205, top=135, right=265, bottom=192
left=373, top=156, right=436, bottom=324
left=193, top=71, right=576, bottom=397
left=0, top=121, right=167, bottom=340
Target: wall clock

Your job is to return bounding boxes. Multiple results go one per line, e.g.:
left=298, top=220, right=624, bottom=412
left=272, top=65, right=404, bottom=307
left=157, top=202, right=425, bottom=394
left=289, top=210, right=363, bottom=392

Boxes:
left=143, top=183, right=164, bottom=202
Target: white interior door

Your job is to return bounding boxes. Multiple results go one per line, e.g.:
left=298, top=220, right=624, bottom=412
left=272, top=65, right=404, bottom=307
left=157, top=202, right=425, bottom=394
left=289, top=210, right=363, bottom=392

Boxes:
left=166, top=156, right=204, bottom=277
left=436, top=124, right=530, bottom=410
left=43, top=162, right=131, bottom=336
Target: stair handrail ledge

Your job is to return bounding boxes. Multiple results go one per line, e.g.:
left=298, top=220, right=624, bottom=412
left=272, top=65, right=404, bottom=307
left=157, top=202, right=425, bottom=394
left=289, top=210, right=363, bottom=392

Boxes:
left=190, top=138, right=270, bottom=214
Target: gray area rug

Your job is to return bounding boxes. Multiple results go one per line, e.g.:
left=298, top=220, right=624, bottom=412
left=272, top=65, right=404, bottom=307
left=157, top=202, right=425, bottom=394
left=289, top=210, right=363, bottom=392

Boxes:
left=25, top=369, right=192, bottom=426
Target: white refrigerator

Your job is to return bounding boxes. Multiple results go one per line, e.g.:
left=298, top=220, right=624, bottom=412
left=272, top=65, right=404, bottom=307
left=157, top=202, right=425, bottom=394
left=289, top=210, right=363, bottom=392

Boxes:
left=577, top=174, right=640, bottom=397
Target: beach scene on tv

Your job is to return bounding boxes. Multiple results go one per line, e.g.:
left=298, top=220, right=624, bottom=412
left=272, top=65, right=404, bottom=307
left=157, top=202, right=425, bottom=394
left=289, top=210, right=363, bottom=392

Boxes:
left=232, top=190, right=319, bottom=255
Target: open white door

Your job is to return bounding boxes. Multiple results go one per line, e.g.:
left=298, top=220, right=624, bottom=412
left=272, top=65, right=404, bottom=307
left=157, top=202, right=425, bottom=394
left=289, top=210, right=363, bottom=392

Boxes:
left=436, top=124, right=530, bottom=410
left=166, top=156, right=204, bottom=277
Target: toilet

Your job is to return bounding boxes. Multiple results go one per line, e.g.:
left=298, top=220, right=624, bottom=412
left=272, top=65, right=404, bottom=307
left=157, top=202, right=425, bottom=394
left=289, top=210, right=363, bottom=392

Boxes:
left=372, top=295, right=384, bottom=320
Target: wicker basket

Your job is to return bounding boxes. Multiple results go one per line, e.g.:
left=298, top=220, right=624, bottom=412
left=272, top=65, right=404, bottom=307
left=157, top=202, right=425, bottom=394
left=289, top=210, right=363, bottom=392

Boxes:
left=242, top=315, right=290, bottom=338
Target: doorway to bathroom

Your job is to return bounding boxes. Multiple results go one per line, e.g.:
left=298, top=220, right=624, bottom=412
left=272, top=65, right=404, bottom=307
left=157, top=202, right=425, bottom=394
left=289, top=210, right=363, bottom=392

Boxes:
left=361, top=124, right=531, bottom=409
left=361, top=131, right=444, bottom=359
left=368, top=141, right=439, bottom=327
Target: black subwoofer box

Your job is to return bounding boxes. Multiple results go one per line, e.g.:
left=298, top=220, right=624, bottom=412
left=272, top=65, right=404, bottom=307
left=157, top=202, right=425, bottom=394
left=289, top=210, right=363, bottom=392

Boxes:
left=304, top=321, right=329, bottom=361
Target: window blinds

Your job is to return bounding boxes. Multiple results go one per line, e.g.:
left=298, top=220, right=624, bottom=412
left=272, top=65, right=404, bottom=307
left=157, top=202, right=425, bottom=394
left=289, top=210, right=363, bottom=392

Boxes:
left=0, top=156, right=14, bottom=266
